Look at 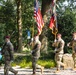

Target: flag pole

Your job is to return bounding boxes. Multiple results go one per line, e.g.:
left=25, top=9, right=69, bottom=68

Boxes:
left=54, top=0, right=58, bottom=40
left=32, top=22, right=34, bottom=39
left=31, top=22, right=34, bottom=49
left=55, top=33, right=56, bottom=40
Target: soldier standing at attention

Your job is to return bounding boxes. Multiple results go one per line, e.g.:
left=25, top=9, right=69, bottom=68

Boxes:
left=1, top=36, right=18, bottom=75
left=67, top=32, right=76, bottom=70
left=52, top=33, right=66, bottom=73
left=31, top=35, right=44, bottom=75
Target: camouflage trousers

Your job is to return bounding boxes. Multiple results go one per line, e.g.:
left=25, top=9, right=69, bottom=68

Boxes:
left=72, top=53, right=76, bottom=68
left=4, top=60, right=16, bottom=75
left=55, top=53, right=65, bottom=70
left=32, top=56, right=42, bottom=74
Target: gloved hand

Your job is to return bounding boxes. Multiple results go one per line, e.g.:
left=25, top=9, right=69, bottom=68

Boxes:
left=54, top=39, right=57, bottom=42
left=54, top=48, right=57, bottom=53
left=67, top=43, right=70, bottom=47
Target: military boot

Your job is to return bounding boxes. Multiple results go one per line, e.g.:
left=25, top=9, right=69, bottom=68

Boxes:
left=55, top=68, right=60, bottom=73
left=32, top=70, right=36, bottom=75
left=14, top=71, right=18, bottom=75
left=41, top=66, right=44, bottom=74
left=72, top=68, right=76, bottom=71
left=32, top=74, right=36, bottom=75
left=55, top=70, right=60, bottom=73
left=63, top=64, right=67, bottom=70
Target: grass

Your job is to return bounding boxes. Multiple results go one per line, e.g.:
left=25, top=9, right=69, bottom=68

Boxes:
left=11, top=55, right=56, bottom=68
left=38, top=59, right=56, bottom=68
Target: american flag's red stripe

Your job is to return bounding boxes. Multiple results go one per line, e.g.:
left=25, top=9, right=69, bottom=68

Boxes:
left=34, top=0, right=44, bottom=35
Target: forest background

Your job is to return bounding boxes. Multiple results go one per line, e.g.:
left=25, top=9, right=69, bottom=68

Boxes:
left=0, top=0, right=76, bottom=68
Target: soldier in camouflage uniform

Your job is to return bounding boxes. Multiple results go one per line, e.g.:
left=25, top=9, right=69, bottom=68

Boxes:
left=67, top=32, right=76, bottom=70
left=1, top=36, right=18, bottom=75
left=31, top=36, right=44, bottom=75
left=52, top=33, right=66, bottom=73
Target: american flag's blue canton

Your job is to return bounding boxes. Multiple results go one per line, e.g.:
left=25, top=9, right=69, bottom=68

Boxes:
left=34, top=1, right=38, bottom=13
left=34, top=0, right=39, bottom=18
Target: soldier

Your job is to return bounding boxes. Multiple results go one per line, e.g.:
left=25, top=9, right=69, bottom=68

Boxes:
left=52, top=33, right=66, bottom=73
left=31, top=35, right=44, bottom=75
left=1, top=36, right=18, bottom=75
left=67, top=32, right=76, bottom=70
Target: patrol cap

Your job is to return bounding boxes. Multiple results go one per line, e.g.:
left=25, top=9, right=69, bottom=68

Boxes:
left=5, top=36, right=10, bottom=39
left=73, top=32, right=76, bottom=35
left=57, top=33, right=61, bottom=37
left=34, top=35, right=39, bottom=40
left=33, top=35, right=39, bottom=42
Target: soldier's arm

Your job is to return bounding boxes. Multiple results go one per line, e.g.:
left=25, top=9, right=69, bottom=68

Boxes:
left=8, top=43, right=14, bottom=60
left=52, top=39, right=57, bottom=47
left=52, top=42, right=59, bottom=48
left=52, top=42, right=56, bottom=47
left=36, top=43, right=41, bottom=51
left=67, top=42, right=72, bottom=48
left=32, top=42, right=41, bottom=53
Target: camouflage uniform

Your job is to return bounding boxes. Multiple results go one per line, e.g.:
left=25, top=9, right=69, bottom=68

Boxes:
left=32, top=36, right=41, bottom=75
left=1, top=41, right=18, bottom=75
left=68, top=39, right=76, bottom=68
left=52, top=38, right=65, bottom=70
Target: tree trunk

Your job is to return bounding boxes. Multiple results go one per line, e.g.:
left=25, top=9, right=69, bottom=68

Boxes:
left=16, top=0, right=23, bottom=52
left=41, top=0, right=52, bottom=17
left=40, top=0, right=52, bottom=53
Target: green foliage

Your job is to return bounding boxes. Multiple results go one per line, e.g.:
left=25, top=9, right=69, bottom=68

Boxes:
left=19, top=59, right=32, bottom=68
left=0, top=0, right=76, bottom=65
left=57, top=1, right=76, bottom=53
left=11, top=62, right=17, bottom=67
left=11, top=55, right=56, bottom=68
left=38, top=59, right=56, bottom=68
left=1, top=1, right=16, bottom=35
left=0, top=24, right=5, bottom=46
left=22, top=0, right=36, bottom=38
left=67, top=48, right=72, bottom=54
left=13, top=55, right=32, bottom=68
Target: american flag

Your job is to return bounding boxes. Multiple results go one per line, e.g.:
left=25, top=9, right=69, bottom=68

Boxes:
left=34, top=0, right=44, bottom=35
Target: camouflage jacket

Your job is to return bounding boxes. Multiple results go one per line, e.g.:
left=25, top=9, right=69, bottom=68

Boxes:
left=32, top=41, right=41, bottom=58
left=52, top=39, right=65, bottom=54
left=69, top=39, right=76, bottom=53
left=1, top=41, right=14, bottom=61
